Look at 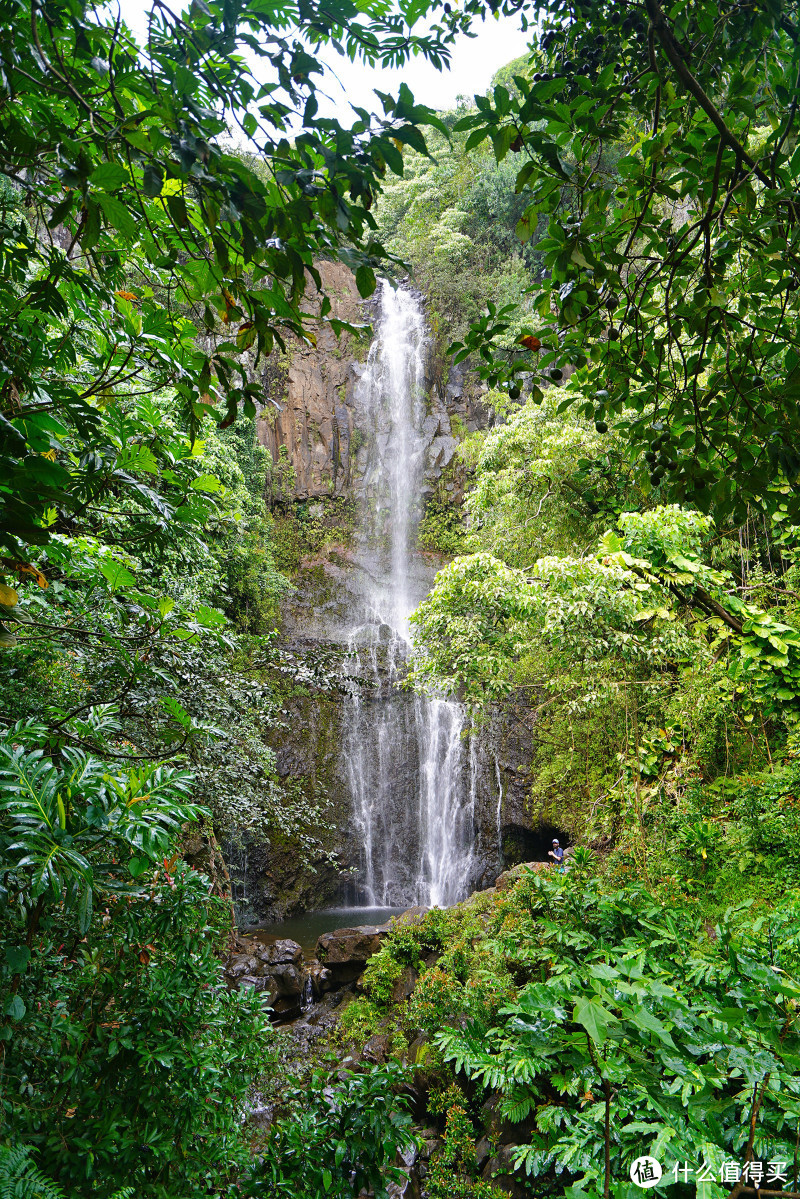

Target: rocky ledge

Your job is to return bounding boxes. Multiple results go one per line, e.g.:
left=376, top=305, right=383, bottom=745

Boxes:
left=224, top=936, right=307, bottom=1020
left=224, top=906, right=428, bottom=1022
left=223, top=870, right=574, bottom=1023
left=223, top=860, right=581, bottom=1020
left=225, top=875, right=565, bottom=1196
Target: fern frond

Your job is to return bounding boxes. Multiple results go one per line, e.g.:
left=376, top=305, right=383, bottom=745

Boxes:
left=0, top=1143, right=65, bottom=1199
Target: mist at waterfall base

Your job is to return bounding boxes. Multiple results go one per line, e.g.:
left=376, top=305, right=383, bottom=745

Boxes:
left=341, top=282, right=478, bottom=911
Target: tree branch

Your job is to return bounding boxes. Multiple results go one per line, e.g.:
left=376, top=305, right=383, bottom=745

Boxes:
left=644, top=0, right=772, bottom=188
left=728, top=1073, right=771, bottom=1199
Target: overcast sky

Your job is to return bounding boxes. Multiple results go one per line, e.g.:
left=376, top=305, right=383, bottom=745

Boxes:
left=313, top=12, right=532, bottom=117
left=117, top=1, right=532, bottom=118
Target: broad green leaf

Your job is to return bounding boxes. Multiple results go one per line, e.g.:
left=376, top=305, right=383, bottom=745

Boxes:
left=97, top=192, right=138, bottom=238
left=631, top=1005, right=675, bottom=1046
left=190, top=473, right=224, bottom=494
left=142, top=162, right=164, bottom=197
left=714, top=1007, right=745, bottom=1026
left=356, top=264, right=377, bottom=298
left=236, top=322, right=257, bottom=351
left=4, top=945, right=31, bottom=974
left=128, top=856, right=151, bottom=879
left=99, top=560, right=136, bottom=591
left=573, top=997, right=617, bottom=1045
left=4, top=995, right=25, bottom=1021
left=90, top=162, right=129, bottom=192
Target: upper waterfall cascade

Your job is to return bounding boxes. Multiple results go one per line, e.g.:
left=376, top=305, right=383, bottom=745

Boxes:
left=342, top=283, right=477, bottom=908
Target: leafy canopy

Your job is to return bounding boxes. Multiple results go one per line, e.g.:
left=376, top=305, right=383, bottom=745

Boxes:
left=410, top=502, right=800, bottom=716
left=0, top=0, right=459, bottom=569
left=451, top=0, right=800, bottom=524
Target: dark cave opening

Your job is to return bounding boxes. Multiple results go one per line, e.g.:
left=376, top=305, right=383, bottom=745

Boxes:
left=501, top=822, right=570, bottom=867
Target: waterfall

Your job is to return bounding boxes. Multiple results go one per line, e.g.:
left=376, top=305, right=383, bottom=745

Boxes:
left=342, top=282, right=476, bottom=909
left=494, top=755, right=504, bottom=858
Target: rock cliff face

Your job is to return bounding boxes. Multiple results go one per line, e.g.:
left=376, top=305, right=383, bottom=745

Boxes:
left=228, top=267, right=550, bottom=923
left=254, top=262, right=365, bottom=502
left=254, top=262, right=487, bottom=507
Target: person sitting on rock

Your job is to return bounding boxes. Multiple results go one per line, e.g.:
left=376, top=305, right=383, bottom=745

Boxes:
left=548, top=839, right=564, bottom=869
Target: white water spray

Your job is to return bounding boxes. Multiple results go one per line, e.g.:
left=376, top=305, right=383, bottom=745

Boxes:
left=342, top=282, right=476, bottom=908
left=494, top=755, right=504, bottom=854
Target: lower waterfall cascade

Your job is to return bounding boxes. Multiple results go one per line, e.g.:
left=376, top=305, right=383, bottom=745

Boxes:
left=342, top=282, right=478, bottom=909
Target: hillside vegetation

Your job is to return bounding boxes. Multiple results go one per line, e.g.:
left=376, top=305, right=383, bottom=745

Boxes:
left=2, top=0, right=800, bottom=1194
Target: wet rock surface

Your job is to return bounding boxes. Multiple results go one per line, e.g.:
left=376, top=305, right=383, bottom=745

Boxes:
left=316, top=924, right=386, bottom=967
left=226, top=914, right=407, bottom=1019
left=482, top=1144, right=527, bottom=1197
left=224, top=934, right=308, bottom=1021
left=390, top=965, right=419, bottom=1004
left=253, top=264, right=488, bottom=507
left=235, top=889, right=542, bottom=1195
left=386, top=1143, right=420, bottom=1199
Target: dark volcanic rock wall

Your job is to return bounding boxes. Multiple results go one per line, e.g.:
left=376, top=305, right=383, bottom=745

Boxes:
left=254, top=262, right=364, bottom=501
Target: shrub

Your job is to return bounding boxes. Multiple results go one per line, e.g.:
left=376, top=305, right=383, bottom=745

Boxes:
left=427, top=1105, right=505, bottom=1199
left=333, top=996, right=383, bottom=1047
left=418, top=497, right=468, bottom=557
left=0, top=727, right=276, bottom=1197
left=405, top=966, right=465, bottom=1034
left=248, top=1065, right=416, bottom=1199
left=1, top=869, right=274, bottom=1198
left=362, top=946, right=405, bottom=1005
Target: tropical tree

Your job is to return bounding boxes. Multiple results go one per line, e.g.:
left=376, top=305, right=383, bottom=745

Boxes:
left=451, top=0, right=800, bottom=525
left=0, top=0, right=461, bottom=587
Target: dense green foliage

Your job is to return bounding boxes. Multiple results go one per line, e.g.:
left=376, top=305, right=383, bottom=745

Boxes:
left=0, top=1143, right=116, bottom=1199
left=382, top=11, right=800, bottom=1191
left=4, top=0, right=800, bottom=1193
left=442, top=870, right=800, bottom=1195
left=248, top=1066, right=416, bottom=1198
left=450, top=0, right=800, bottom=526
left=374, top=115, right=539, bottom=352
left=328, top=858, right=800, bottom=1198
left=0, top=0, right=465, bottom=568
left=0, top=719, right=275, bottom=1197
left=0, top=0, right=476, bottom=1192
left=407, top=376, right=800, bottom=849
